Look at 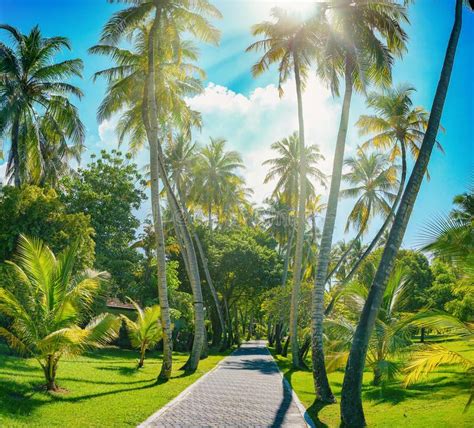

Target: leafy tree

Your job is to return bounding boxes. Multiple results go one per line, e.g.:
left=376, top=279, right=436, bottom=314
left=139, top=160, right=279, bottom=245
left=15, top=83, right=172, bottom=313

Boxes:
left=0, top=185, right=94, bottom=271
left=122, top=300, right=162, bottom=368
left=0, top=236, right=120, bottom=390
left=60, top=150, right=146, bottom=298
left=0, top=25, right=84, bottom=187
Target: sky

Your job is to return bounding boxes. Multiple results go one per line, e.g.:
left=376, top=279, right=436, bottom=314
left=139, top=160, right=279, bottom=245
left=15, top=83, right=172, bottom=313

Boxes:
left=0, top=0, right=473, bottom=248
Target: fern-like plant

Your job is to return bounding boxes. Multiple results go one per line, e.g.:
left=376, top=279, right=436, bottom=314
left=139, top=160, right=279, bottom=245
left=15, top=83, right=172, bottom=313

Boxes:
left=0, top=235, right=120, bottom=391
left=122, top=300, right=163, bottom=368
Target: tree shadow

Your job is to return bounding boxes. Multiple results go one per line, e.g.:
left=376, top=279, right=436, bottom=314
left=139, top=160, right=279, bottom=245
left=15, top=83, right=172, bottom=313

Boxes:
left=96, top=365, right=140, bottom=376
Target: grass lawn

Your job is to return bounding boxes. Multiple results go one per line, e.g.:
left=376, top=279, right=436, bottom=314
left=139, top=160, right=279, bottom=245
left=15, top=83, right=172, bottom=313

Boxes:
left=0, top=344, right=229, bottom=427
left=273, top=338, right=474, bottom=427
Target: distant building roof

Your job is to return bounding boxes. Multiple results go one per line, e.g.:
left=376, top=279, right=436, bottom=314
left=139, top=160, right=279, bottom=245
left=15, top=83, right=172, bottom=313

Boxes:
left=106, top=298, right=135, bottom=310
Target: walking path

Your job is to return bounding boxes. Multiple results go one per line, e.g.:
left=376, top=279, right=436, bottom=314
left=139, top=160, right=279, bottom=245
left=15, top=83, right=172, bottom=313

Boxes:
left=139, top=340, right=313, bottom=427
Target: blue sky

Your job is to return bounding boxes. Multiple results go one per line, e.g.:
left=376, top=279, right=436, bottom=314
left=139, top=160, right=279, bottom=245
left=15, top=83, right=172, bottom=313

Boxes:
left=1, top=0, right=473, bottom=248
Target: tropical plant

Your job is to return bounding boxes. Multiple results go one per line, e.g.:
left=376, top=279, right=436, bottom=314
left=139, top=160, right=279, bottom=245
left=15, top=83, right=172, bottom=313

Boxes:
left=339, top=85, right=429, bottom=284
left=95, top=0, right=221, bottom=374
left=341, top=1, right=472, bottom=425
left=247, top=7, right=318, bottom=368
left=0, top=25, right=84, bottom=187
left=263, top=132, right=326, bottom=207
left=192, top=137, right=246, bottom=230
left=327, top=150, right=398, bottom=282
left=122, top=300, right=163, bottom=368
left=313, top=0, right=409, bottom=403
left=404, top=343, right=473, bottom=412
left=326, top=266, right=468, bottom=386
left=0, top=235, right=119, bottom=391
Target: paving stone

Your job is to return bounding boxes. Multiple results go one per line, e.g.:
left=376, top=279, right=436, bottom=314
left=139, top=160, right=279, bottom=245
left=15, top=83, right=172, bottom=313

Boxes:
left=140, top=341, right=309, bottom=428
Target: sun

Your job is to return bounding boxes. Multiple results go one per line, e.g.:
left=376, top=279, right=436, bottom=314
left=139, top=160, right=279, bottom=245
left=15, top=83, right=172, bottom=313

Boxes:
left=260, top=1, right=318, bottom=17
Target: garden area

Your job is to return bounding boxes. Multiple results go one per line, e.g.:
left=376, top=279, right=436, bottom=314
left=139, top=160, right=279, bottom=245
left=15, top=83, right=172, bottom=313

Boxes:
left=0, top=0, right=473, bottom=427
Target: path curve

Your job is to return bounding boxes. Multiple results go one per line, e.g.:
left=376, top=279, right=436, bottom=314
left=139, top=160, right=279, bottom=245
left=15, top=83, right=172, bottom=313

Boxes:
left=139, top=340, right=312, bottom=427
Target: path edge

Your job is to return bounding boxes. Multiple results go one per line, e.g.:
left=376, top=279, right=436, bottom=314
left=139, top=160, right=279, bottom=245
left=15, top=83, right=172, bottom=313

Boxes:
left=137, top=350, right=235, bottom=427
left=264, top=346, right=316, bottom=428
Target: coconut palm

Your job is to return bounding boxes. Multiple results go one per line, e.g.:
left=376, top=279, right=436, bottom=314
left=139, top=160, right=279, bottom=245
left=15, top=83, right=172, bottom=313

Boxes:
left=247, top=8, right=320, bottom=368
left=165, top=133, right=228, bottom=347
left=263, top=132, right=326, bottom=207
left=0, top=236, right=120, bottom=391
left=122, top=300, right=163, bottom=368
left=97, top=0, right=221, bottom=374
left=327, top=150, right=399, bottom=282
left=338, top=85, right=429, bottom=284
left=0, top=25, right=84, bottom=187
left=326, top=266, right=468, bottom=386
left=192, top=137, right=245, bottom=230
left=341, top=1, right=472, bottom=425
left=312, top=0, right=408, bottom=403
left=91, top=25, right=197, bottom=380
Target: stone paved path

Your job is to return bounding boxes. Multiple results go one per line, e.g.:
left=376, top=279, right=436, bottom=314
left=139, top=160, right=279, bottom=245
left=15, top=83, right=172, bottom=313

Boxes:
left=139, top=340, right=311, bottom=427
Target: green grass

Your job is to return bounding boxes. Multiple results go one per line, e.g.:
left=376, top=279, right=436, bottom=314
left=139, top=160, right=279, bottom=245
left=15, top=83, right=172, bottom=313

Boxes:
left=0, top=344, right=229, bottom=427
left=273, top=338, right=474, bottom=427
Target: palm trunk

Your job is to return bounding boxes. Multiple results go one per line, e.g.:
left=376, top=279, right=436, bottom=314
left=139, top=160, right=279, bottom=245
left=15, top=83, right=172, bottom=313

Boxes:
left=145, top=12, right=205, bottom=371
left=43, top=355, right=58, bottom=391
left=9, top=116, right=21, bottom=187
left=312, top=58, right=353, bottom=403
left=145, top=9, right=173, bottom=380
left=138, top=342, right=147, bottom=368
left=281, top=224, right=295, bottom=286
left=289, top=56, right=307, bottom=369
left=340, top=2, right=463, bottom=425
left=336, top=141, right=407, bottom=288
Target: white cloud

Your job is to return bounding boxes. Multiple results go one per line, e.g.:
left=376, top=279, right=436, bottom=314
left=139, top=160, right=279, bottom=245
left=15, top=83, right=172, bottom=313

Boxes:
left=187, top=76, right=346, bottom=204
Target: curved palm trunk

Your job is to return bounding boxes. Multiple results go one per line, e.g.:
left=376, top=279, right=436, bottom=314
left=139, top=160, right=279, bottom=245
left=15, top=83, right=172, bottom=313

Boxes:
left=311, top=59, right=353, bottom=403
left=175, top=184, right=227, bottom=348
left=145, top=10, right=173, bottom=380
left=340, top=2, right=463, bottom=425
left=289, top=57, right=307, bottom=368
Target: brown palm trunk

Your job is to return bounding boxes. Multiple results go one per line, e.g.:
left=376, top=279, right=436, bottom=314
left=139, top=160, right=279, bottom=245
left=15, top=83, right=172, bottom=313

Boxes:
left=311, top=58, right=353, bottom=404
left=341, top=2, right=463, bottom=425
left=289, top=56, right=307, bottom=369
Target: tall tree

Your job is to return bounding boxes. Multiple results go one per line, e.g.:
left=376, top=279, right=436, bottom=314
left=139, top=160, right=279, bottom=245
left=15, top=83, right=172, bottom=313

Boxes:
left=247, top=8, right=318, bottom=368
left=0, top=25, right=84, bottom=186
left=96, top=0, right=221, bottom=374
left=341, top=1, right=471, bottom=425
left=311, top=0, right=408, bottom=402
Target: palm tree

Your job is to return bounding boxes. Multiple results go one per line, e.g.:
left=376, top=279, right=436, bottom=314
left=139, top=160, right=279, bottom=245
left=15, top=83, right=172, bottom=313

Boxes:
left=0, top=25, right=84, bottom=186
left=166, top=134, right=228, bottom=348
left=122, top=300, right=162, bottom=368
left=338, top=85, right=429, bottom=284
left=247, top=8, right=319, bottom=368
left=192, top=137, right=245, bottom=230
left=263, top=132, right=326, bottom=208
left=96, top=0, right=221, bottom=374
left=0, top=236, right=120, bottom=391
left=341, top=1, right=472, bottom=425
left=326, top=150, right=399, bottom=282
left=312, top=0, right=408, bottom=403
left=325, top=266, right=467, bottom=386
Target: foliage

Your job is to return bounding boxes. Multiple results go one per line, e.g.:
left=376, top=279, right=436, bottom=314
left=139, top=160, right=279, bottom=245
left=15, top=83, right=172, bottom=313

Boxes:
left=60, top=150, right=146, bottom=299
left=122, top=300, right=162, bottom=368
left=0, top=236, right=120, bottom=390
left=0, top=185, right=94, bottom=271
left=0, top=25, right=84, bottom=186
